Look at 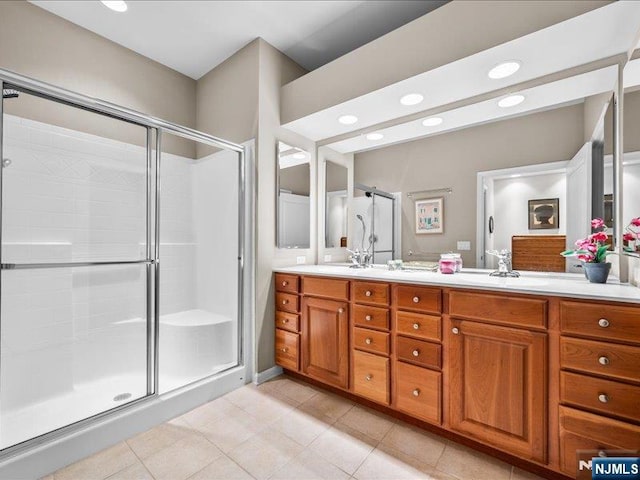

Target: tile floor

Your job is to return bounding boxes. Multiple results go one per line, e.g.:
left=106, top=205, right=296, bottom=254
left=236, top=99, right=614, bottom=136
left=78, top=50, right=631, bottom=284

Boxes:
left=43, top=376, right=546, bottom=480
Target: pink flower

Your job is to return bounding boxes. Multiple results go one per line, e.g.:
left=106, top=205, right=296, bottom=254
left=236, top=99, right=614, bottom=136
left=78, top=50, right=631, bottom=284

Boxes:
left=591, top=218, right=605, bottom=229
left=624, top=232, right=637, bottom=242
left=590, top=231, right=608, bottom=243
left=578, top=254, right=594, bottom=262
left=575, top=238, right=589, bottom=248
left=631, top=217, right=640, bottom=227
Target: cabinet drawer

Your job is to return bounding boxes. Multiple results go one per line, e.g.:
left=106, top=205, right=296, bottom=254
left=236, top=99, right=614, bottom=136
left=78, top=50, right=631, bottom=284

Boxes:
left=353, top=327, right=390, bottom=356
left=352, top=281, right=390, bottom=306
left=560, top=301, right=640, bottom=345
left=395, top=311, right=441, bottom=341
left=353, top=350, right=390, bottom=405
left=394, top=285, right=441, bottom=313
left=449, top=291, right=546, bottom=328
left=302, top=276, right=349, bottom=301
left=276, top=311, right=299, bottom=333
left=559, top=406, right=640, bottom=476
left=560, top=337, right=640, bottom=384
left=275, top=329, right=299, bottom=371
left=353, top=304, right=390, bottom=331
left=276, top=292, right=299, bottom=313
left=275, top=273, right=299, bottom=294
left=560, top=371, right=640, bottom=422
left=394, top=361, right=441, bottom=424
left=396, top=336, right=441, bottom=369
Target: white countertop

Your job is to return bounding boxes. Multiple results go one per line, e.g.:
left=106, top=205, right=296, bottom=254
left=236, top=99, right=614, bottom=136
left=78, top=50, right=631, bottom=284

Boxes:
left=275, top=264, right=640, bottom=304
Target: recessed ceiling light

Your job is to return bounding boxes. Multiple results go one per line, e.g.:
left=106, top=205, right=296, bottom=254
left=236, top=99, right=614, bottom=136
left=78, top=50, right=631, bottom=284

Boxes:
left=488, top=61, right=520, bottom=79
left=510, top=174, right=522, bottom=178
left=498, top=94, right=525, bottom=108
left=101, top=1, right=128, bottom=12
left=400, top=93, right=424, bottom=106
left=292, top=152, right=306, bottom=160
left=366, top=133, right=384, bottom=141
left=422, top=117, right=443, bottom=127
left=338, top=115, right=358, bottom=125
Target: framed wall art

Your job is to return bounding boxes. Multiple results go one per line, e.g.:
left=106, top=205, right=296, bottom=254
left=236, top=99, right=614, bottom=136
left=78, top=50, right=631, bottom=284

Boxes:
left=415, top=197, right=443, bottom=234
left=528, top=198, right=559, bottom=230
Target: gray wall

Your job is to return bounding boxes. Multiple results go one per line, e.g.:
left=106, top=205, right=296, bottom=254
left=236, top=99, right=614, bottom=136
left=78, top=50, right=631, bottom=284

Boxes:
left=354, top=104, right=585, bottom=266
left=0, top=1, right=197, bottom=157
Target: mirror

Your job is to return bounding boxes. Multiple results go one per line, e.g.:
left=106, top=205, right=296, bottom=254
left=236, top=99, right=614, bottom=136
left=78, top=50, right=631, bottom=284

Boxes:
left=325, top=161, right=348, bottom=249
left=350, top=68, right=618, bottom=272
left=277, top=141, right=311, bottom=249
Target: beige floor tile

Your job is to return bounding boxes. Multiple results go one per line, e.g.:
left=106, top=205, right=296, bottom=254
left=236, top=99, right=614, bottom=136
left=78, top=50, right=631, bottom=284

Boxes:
left=299, top=390, right=354, bottom=421
left=40, top=476, right=54, bottom=480
left=239, top=392, right=298, bottom=421
left=426, top=469, right=463, bottom=480
left=224, top=384, right=266, bottom=410
left=353, top=446, right=433, bottom=480
left=380, top=423, right=446, bottom=466
left=271, top=406, right=334, bottom=446
left=105, top=461, right=154, bottom=480
left=308, top=424, right=377, bottom=475
left=179, top=396, right=240, bottom=428
left=197, top=411, right=270, bottom=453
left=338, top=406, right=395, bottom=441
left=227, top=430, right=304, bottom=480
left=259, top=376, right=319, bottom=405
left=142, top=435, right=222, bottom=480
left=511, top=467, right=547, bottom=480
left=54, top=442, right=137, bottom=480
left=270, top=449, right=351, bottom=480
left=127, top=422, right=200, bottom=460
left=187, top=455, right=255, bottom=480
left=435, top=442, right=512, bottom=480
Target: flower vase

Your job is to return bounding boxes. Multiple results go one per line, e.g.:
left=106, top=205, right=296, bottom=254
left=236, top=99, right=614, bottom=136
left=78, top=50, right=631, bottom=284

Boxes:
left=582, top=262, right=611, bottom=284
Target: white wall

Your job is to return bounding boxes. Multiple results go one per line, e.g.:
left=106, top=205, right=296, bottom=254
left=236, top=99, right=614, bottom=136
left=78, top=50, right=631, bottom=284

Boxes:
left=491, top=172, right=567, bottom=252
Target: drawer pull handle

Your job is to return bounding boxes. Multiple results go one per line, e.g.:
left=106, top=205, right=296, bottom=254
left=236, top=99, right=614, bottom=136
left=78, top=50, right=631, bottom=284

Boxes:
left=598, top=393, right=609, bottom=403
left=452, top=327, right=460, bottom=335
left=282, top=281, right=288, bottom=287
left=412, top=296, right=420, bottom=303
left=365, top=315, right=372, bottom=321
left=365, top=290, right=372, bottom=297
left=598, top=356, right=610, bottom=366
left=412, top=389, right=420, bottom=397
left=412, top=349, right=420, bottom=357
left=365, top=374, right=372, bottom=381
left=282, top=319, right=288, bottom=324
left=338, top=308, right=344, bottom=314
left=598, top=318, right=610, bottom=328
left=282, top=300, right=288, bottom=305
left=281, top=348, right=288, bottom=353
left=365, top=338, right=373, bottom=345
left=413, top=323, right=420, bottom=330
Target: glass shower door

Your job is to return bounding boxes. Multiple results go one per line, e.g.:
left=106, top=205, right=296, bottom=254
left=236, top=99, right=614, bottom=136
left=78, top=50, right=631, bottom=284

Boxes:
left=0, top=87, right=151, bottom=450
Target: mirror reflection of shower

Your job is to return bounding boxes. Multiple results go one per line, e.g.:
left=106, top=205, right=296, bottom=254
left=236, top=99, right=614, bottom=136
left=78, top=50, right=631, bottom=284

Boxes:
left=354, top=184, right=398, bottom=264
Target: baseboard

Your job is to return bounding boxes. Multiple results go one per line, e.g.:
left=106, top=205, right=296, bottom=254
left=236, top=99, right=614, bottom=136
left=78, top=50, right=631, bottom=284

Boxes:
left=253, top=365, right=283, bottom=385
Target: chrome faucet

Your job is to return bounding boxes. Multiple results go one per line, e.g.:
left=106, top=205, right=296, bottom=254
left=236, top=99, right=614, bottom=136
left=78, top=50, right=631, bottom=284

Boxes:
left=486, top=249, right=520, bottom=277
left=347, top=248, right=372, bottom=268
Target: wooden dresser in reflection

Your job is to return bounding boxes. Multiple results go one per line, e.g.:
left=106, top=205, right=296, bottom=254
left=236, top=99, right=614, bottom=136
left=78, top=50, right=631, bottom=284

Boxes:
left=512, top=235, right=566, bottom=272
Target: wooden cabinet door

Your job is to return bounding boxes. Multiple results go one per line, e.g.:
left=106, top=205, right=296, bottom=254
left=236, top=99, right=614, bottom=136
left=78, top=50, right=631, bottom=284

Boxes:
left=301, top=297, right=349, bottom=389
left=449, top=319, right=547, bottom=463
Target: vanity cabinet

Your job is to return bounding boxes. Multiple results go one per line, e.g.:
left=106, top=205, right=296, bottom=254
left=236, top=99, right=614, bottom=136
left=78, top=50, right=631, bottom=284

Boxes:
left=300, top=278, right=350, bottom=389
left=557, top=299, right=640, bottom=477
left=274, top=274, right=300, bottom=371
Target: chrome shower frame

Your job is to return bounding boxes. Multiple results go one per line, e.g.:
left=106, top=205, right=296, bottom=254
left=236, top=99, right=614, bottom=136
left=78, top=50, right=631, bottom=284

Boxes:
left=0, top=68, right=250, bottom=459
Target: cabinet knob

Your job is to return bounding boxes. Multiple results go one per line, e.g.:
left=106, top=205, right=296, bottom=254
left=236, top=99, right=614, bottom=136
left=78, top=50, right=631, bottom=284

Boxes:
left=365, top=315, right=372, bottom=321
left=365, top=374, right=372, bottom=381
left=452, top=327, right=460, bottom=335
left=598, top=356, right=610, bottom=366
left=598, top=393, right=609, bottom=403
left=598, top=318, right=610, bottom=328
left=282, top=319, right=288, bottom=324
left=365, top=338, right=373, bottom=345
left=412, top=296, right=420, bottom=303
left=412, top=389, right=420, bottom=397
left=365, top=290, right=372, bottom=297
left=338, top=308, right=344, bottom=313
left=412, top=349, right=420, bottom=357
left=281, top=347, right=288, bottom=353
left=282, top=300, right=288, bottom=305
left=282, top=281, right=288, bottom=287
left=413, top=323, right=420, bottom=330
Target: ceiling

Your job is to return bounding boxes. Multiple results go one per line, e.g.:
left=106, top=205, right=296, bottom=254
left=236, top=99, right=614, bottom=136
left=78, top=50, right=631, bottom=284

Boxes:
left=30, top=0, right=445, bottom=79
left=277, top=2, right=640, bottom=154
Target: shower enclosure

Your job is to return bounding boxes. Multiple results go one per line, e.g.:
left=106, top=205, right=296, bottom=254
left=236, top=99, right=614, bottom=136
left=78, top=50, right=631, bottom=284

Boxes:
left=353, top=184, right=396, bottom=264
left=0, top=70, right=247, bottom=455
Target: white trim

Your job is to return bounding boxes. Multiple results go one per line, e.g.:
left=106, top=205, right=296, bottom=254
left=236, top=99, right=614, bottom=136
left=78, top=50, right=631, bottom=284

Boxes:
left=253, top=366, right=283, bottom=385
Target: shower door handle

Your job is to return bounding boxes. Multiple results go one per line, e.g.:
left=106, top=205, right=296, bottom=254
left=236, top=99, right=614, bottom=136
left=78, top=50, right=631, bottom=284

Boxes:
left=1, top=259, right=155, bottom=270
